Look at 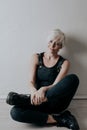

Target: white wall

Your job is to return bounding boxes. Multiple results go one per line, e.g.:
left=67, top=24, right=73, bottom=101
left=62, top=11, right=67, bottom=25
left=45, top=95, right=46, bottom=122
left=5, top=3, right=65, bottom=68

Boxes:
left=0, top=0, right=87, bottom=98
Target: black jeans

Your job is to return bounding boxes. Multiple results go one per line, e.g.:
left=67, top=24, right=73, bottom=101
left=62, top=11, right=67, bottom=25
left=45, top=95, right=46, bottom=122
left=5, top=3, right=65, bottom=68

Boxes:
left=10, top=74, right=79, bottom=125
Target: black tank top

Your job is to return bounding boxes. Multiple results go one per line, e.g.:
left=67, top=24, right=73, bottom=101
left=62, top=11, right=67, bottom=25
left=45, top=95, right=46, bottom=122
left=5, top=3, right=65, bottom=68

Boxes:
left=36, top=52, right=65, bottom=89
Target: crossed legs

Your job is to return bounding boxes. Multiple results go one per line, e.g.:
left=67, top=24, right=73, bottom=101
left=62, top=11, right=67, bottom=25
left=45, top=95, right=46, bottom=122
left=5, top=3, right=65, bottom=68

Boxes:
left=8, top=74, right=79, bottom=126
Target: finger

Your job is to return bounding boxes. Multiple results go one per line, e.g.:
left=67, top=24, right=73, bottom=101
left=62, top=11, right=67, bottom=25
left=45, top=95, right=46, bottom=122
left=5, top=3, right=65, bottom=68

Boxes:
left=40, top=96, right=45, bottom=102
left=34, top=96, right=42, bottom=105
left=33, top=96, right=38, bottom=105
left=31, top=95, right=35, bottom=105
left=36, top=96, right=43, bottom=104
left=31, top=95, right=33, bottom=104
left=43, top=97, right=48, bottom=102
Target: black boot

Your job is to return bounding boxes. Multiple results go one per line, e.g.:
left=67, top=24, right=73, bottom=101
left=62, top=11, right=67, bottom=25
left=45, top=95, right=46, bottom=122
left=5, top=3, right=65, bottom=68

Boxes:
left=6, top=92, right=31, bottom=106
left=53, top=110, right=80, bottom=130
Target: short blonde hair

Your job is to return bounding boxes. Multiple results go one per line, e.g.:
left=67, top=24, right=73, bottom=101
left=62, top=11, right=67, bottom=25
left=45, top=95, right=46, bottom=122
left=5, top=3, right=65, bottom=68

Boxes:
left=47, top=29, right=65, bottom=46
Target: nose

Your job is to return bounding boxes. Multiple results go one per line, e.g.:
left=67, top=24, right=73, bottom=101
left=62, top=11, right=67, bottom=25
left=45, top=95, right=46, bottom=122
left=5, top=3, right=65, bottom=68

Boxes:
left=51, top=42, right=55, bottom=48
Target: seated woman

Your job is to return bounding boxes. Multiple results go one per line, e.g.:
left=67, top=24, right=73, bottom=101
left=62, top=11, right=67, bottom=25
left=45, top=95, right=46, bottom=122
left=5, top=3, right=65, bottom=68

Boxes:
left=6, top=29, right=80, bottom=130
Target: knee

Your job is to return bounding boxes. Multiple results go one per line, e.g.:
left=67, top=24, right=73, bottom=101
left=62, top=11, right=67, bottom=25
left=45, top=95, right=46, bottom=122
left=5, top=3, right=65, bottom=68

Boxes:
left=68, top=74, right=80, bottom=88
left=10, top=106, right=22, bottom=121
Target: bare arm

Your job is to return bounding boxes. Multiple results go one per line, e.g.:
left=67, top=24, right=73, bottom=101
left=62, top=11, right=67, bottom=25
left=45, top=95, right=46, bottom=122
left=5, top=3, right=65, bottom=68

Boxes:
left=28, top=53, right=39, bottom=94
left=28, top=53, right=48, bottom=105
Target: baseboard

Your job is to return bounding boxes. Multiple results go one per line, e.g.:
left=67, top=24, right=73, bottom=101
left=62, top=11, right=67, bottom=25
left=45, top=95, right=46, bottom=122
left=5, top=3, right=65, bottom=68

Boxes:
left=0, top=95, right=7, bottom=99
left=0, top=95, right=87, bottom=100
left=73, top=96, right=87, bottom=100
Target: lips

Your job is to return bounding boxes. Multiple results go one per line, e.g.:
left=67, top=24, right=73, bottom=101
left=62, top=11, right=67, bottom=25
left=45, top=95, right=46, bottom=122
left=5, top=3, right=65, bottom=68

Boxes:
left=50, top=48, right=55, bottom=50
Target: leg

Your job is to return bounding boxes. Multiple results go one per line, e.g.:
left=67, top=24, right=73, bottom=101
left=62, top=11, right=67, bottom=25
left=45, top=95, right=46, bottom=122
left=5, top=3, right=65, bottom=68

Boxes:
left=9, top=74, right=80, bottom=129
left=46, top=74, right=79, bottom=111
left=10, top=104, right=80, bottom=129
left=10, top=105, right=48, bottom=126
left=45, top=74, right=80, bottom=130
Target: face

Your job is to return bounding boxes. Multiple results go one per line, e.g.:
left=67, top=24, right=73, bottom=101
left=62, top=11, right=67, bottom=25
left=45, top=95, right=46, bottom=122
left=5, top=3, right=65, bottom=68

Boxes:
left=48, top=36, right=62, bottom=53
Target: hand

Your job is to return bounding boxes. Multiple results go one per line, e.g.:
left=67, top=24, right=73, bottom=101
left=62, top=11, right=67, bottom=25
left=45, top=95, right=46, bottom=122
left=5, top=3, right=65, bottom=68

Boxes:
left=30, top=87, right=47, bottom=105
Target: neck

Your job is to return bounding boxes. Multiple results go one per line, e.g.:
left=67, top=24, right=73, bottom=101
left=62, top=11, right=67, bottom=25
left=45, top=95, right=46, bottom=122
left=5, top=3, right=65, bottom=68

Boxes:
left=44, top=52, right=58, bottom=60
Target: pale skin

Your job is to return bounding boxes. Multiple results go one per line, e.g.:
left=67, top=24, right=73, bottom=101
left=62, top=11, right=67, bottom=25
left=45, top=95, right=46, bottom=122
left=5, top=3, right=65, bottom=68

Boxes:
left=28, top=36, right=70, bottom=123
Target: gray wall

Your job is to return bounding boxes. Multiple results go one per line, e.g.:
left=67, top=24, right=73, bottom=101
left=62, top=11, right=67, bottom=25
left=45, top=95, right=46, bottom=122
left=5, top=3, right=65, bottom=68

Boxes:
left=0, top=0, right=87, bottom=98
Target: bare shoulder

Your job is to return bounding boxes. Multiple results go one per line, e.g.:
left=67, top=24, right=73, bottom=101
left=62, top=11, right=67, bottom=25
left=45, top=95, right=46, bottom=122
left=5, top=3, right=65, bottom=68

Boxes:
left=62, top=59, right=70, bottom=69
left=31, top=53, right=39, bottom=65
left=63, top=59, right=70, bottom=65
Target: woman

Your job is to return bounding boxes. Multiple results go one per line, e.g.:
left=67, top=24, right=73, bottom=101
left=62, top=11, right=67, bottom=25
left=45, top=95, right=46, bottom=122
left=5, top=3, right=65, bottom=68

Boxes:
left=6, top=29, right=80, bottom=130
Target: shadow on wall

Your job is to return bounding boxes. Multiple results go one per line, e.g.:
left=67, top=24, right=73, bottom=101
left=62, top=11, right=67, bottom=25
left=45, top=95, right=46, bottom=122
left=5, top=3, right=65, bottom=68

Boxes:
left=63, top=36, right=87, bottom=96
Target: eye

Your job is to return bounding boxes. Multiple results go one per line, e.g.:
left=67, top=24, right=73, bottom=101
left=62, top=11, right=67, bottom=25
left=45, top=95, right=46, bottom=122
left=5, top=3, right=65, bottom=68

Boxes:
left=50, top=40, right=53, bottom=43
left=57, top=42, right=62, bottom=46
